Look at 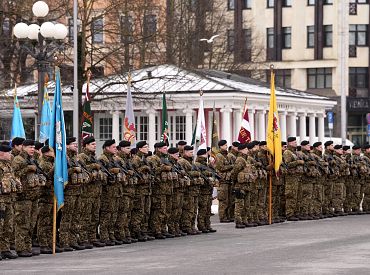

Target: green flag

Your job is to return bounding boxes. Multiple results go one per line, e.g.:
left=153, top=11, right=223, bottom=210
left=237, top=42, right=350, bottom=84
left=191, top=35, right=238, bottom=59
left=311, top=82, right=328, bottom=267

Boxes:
left=81, top=71, right=93, bottom=140
left=161, top=92, right=169, bottom=146
left=211, top=103, right=219, bottom=157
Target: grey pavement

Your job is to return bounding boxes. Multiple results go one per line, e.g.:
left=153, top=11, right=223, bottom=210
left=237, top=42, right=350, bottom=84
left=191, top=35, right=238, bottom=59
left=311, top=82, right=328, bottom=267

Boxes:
left=2, top=215, right=370, bottom=275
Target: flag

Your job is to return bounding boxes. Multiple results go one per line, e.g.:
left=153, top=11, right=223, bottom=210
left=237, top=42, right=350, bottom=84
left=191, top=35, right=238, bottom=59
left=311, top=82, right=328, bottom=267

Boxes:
left=266, top=70, right=282, bottom=173
left=194, top=91, right=207, bottom=154
left=39, top=76, right=52, bottom=143
left=238, top=99, right=251, bottom=144
left=191, top=122, right=197, bottom=145
left=81, top=71, right=93, bottom=140
left=123, top=73, right=136, bottom=147
left=210, top=103, right=219, bottom=157
left=10, top=84, right=26, bottom=140
left=160, top=92, right=169, bottom=146
left=49, top=67, right=67, bottom=210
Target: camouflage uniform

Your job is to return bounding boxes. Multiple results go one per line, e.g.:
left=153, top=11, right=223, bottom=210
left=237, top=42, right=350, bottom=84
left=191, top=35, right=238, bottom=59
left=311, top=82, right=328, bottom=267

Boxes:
left=37, top=155, right=54, bottom=249
left=256, top=149, right=272, bottom=223
left=78, top=148, right=105, bottom=245
left=351, top=154, right=363, bottom=212
left=323, top=150, right=338, bottom=216
left=215, top=149, right=234, bottom=222
left=311, top=149, right=328, bottom=218
left=361, top=153, right=370, bottom=213
left=343, top=153, right=354, bottom=213
left=0, top=159, right=21, bottom=253
left=12, top=151, right=43, bottom=253
left=283, top=146, right=304, bottom=219
left=332, top=152, right=348, bottom=214
left=59, top=149, right=87, bottom=248
left=227, top=150, right=238, bottom=220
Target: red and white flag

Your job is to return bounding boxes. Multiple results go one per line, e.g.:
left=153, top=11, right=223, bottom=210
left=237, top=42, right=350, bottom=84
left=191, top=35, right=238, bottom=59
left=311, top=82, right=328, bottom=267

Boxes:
left=238, top=105, right=251, bottom=144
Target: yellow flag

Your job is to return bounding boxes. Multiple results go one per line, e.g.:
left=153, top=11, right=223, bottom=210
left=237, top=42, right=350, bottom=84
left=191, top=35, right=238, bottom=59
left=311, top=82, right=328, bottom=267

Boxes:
left=266, top=70, right=282, bottom=173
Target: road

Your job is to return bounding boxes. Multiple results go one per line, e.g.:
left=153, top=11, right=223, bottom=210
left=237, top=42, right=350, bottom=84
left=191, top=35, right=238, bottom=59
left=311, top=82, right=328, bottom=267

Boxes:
left=2, top=215, right=370, bottom=275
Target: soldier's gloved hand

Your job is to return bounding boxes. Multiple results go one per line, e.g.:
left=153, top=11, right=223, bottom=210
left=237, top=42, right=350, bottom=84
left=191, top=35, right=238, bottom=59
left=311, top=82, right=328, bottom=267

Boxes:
left=162, top=165, right=172, bottom=172
left=27, top=165, right=37, bottom=172
left=74, top=167, right=82, bottom=173
left=297, top=160, right=305, bottom=165
left=110, top=168, right=120, bottom=174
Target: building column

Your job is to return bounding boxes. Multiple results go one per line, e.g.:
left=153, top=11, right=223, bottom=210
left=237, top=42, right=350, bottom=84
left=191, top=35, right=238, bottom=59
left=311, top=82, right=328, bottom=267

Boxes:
left=279, top=111, right=287, bottom=142
left=318, top=113, right=325, bottom=142
left=146, top=108, right=156, bottom=150
left=257, top=110, right=266, bottom=140
left=248, top=109, right=255, bottom=140
left=299, top=113, right=307, bottom=141
left=112, top=110, right=120, bottom=142
left=183, top=108, right=193, bottom=144
left=287, top=112, right=297, bottom=138
left=220, top=107, right=232, bottom=144
left=309, top=114, right=316, bottom=145
left=233, top=108, right=243, bottom=141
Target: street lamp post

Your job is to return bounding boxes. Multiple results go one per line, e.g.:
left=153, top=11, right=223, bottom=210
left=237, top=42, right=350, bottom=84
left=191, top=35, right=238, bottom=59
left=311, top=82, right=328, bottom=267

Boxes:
left=13, top=1, right=68, bottom=139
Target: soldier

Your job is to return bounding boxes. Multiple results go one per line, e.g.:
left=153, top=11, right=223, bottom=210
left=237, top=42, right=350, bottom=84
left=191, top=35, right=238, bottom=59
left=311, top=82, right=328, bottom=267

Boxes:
left=78, top=136, right=106, bottom=248
left=352, top=145, right=367, bottom=213
left=194, top=149, right=216, bottom=233
left=33, top=142, right=44, bottom=162
left=227, top=141, right=240, bottom=222
left=10, top=137, right=25, bottom=161
left=0, top=143, right=19, bottom=260
left=12, top=139, right=43, bottom=257
left=59, top=137, right=86, bottom=251
left=215, top=140, right=234, bottom=223
left=323, top=141, right=337, bottom=217
left=361, top=144, right=370, bottom=214
left=332, top=145, right=348, bottom=215
left=342, top=145, right=354, bottom=214
left=98, top=139, right=125, bottom=246
left=114, top=141, right=137, bottom=244
left=283, top=137, right=304, bottom=221
left=177, top=141, right=187, bottom=157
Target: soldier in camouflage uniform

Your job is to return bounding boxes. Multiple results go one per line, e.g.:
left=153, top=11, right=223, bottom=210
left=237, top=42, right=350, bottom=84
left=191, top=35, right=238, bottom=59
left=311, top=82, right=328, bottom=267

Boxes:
left=350, top=145, right=363, bottom=213
left=342, top=146, right=354, bottom=214
left=283, top=137, right=304, bottom=221
left=114, top=140, right=137, bottom=244
left=215, top=140, right=234, bottom=223
left=0, top=144, right=19, bottom=260
left=322, top=141, right=337, bottom=217
left=34, top=142, right=44, bottom=162
left=98, top=139, right=125, bottom=246
left=78, top=136, right=106, bottom=248
left=361, top=145, right=370, bottom=213
left=332, top=145, right=348, bottom=215
left=12, top=139, right=43, bottom=257
left=10, top=137, right=24, bottom=161
left=59, top=137, right=86, bottom=251
left=194, top=149, right=216, bottom=233
left=177, top=141, right=187, bottom=158
left=228, top=141, right=240, bottom=221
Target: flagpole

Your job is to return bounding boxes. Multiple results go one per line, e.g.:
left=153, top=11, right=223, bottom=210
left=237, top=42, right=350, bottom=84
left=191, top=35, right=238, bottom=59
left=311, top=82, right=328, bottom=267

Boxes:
left=268, top=64, right=274, bottom=225
left=52, top=197, right=57, bottom=255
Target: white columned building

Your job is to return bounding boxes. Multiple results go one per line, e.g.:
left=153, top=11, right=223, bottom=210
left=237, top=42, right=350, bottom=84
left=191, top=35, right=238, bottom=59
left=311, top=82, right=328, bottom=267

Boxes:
left=233, top=108, right=242, bottom=141
left=318, top=113, right=325, bottom=142
left=309, top=114, right=316, bottom=144
left=279, top=111, right=287, bottom=142
left=257, top=110, right=266, bottom=140
left=147, top=108, right=157, bottom=149
left=287, top=113, right=297, bottom=138
left=248, top=109, right=255, bottom=140
left=183, top=108, right=193, bottom=144
left=112, top=110, right=120, bottom=142
left=299, top=113, right=306, bottom=141
left=220, top=107, right=232, bottom=144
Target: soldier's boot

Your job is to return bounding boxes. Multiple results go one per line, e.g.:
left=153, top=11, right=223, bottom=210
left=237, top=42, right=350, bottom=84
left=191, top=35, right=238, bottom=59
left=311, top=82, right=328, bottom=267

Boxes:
left=17, top=251, right=33, bottom=257
left=155, top=233, right=166, bottom=239
left=40, top=246, right=52, bottom=254
left=92, top=241, right=106, bottom=247
left=103, top=240, right=115, bottom=246
left=32, top=248, right=40, bottom=256
left=163, top=231, right=175, bottom=238
left=55, top=246, right=64, bottom=253
left=71, top=243, right=85, bottom=250
left=62, top=246, right=74, bottom=252
left=1, top=251, right=18, bottom=259
left=235, top=223, right=246, bottom=229
left=207, top=228, right=217, bottom=233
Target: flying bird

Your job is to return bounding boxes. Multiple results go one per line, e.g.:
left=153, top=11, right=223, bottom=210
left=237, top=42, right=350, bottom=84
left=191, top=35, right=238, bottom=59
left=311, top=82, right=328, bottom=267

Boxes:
left=200, top=34, right=220, bottom=43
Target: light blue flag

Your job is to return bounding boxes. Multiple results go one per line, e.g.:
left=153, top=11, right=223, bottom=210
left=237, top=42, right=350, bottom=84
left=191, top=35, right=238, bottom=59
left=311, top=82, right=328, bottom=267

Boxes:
left=39, top=85, right=52, bottom=143
left=49, top=67, right=67, bottom=210
left=10, top=84, right=26, bottom=140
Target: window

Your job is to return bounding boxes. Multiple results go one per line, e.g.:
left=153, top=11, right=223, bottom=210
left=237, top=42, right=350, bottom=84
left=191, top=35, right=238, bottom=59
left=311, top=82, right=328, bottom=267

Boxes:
left=324, top=0, right=333, bottom=4
left=68, top=18, right=81, bottom=42
left=0, top=118, right=11, bottom=140
left=99, top=118, right=112, bottom=140
left=267, top=0, right=274, bottom=8
left=120, top=15, right=133, bottom=43
left=350, top=0, right=368, bottom=3
left=143, top=14, right=157, bottom=38
left=307, top=0, right=315, bottom=5
left=90, top=66, right=105, bottom=78
left=169, top=115, right=186, bottom=147
left=2, top=18, right=10, bottom=36
left=244, top=0, right=252, bottom=8
left=283, top=0, right=292, bottom=7
left=92, top=17, right=104, bottom=44
left=135, top=116, right=149, bottom=141
left=307, top=68, right=332, bottom=89
left=267, top=28, right=274, bottom=48
left=267, top=69, right=291, bottom=88
left=307, top=26, right=315, bottom=48
left=349, top=24, right=368, bottom=46
left=243, top=29, right=252, bottom=49
left=228, top=0, right=235, bottom=10
left=227, top=29, right=235, bottom=52
left=282, top=27, right=291, bottom=49
left=349, top=67, right=368, bottom=89
left=228, top=0, right=251, bottom=10
left=324, top=25, right=333, bottom=47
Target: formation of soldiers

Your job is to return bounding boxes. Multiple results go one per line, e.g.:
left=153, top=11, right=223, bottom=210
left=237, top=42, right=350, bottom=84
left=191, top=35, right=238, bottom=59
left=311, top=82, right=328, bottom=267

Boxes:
left=216, top=137, right=370, bottom=229
left=0, top=136, right=218, bottom=259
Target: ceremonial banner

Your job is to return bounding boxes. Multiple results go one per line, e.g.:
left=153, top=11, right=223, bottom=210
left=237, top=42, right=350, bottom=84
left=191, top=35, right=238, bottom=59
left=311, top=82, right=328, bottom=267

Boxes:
left=160, top=92, right=169, bottom=146
left=123, top=73, right=136, bottom=147
left=39, top=76, right=52, bottom=143
left=81, top=71, right=93, bottom=140
left=238, top=99, right=251, bottom=144
left=211, top=103, right=219, bottom=157
left=10, top=84, right=26, bottom=140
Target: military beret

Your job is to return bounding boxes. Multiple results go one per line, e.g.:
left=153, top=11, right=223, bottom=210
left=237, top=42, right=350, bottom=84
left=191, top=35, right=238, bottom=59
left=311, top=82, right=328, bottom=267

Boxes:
left=301, top=140, right=309, bottom=146
left=184, top=145, right=194, bottom=151
left=207, top=147, right=211, bottom=152
left=34, top=141, right=44, bottom=150
left=334, top=145, right=342, bottom=150
left=246, top=142, right=255, bottom=150
left=41, top=145, right=51, bottom=154
left=119, top=140, right=131, bottom=148
left=218, top=140, right=227, bottom=147
left=238, top=143, right=248, bottom=150
left=296, top=146, right=301, bottom=151
left=232, top=141, right=240, bottom=147
left=102, top=139, right=115, bottom=149
left=1, top=141, right=10, bottom=146
left=22, top=139, right=35, bottom=146
left=343, top=145, right=350, bottom=151
left=12, top=137, right=25, bottom=147
left=83, top=136, right=95, bottom=146
left=0, top=144, right=11, bottom=152
left=324, top=141, right=333, bottom=147
left=352, top=145, right=361, bottom=150
left=287, top=137, right=296, bottom=142
left=168, top=147, right=179, bottom=154
left=136, top=141, right=147, bottom=149
left=154, top=142, right=166, bottom=148
left=313, top=142, right=322, bottom=148
left=130, top=148, right=138, bottom=155
left=363, top=144, right=370, bottom=150
left=259, top=141, right=267, bottom=146
left=66, top=137, right=76, bottom=145
left=197, top=149, right=207, bottom=156
left=177, top=141, right=187, bottom=146
left=252, top=140, right=260, bottom=146
left=44, top=139, right=49, bottom=146
left=281, top=141, right=287, bottom=146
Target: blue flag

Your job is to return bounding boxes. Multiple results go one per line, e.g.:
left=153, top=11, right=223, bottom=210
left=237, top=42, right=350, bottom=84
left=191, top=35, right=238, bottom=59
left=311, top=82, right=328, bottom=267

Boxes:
left=10, top=84, right=26, bottom=140
left=49, top=67, right=67, bottom=210
left=39, top=84, right=52, bottom=143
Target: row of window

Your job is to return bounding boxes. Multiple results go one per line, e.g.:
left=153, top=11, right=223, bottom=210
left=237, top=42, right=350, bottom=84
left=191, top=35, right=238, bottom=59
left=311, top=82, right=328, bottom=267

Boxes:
left=227, top=0, right=339, bottom=10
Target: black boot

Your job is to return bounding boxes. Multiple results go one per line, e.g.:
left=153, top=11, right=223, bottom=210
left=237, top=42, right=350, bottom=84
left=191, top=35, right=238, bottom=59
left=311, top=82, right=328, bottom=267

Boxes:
left=17, top=251, right=32, bottom=257
left=1, top=251, right=18, bottom=259
left=40, top=246, right=52, bottom=254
